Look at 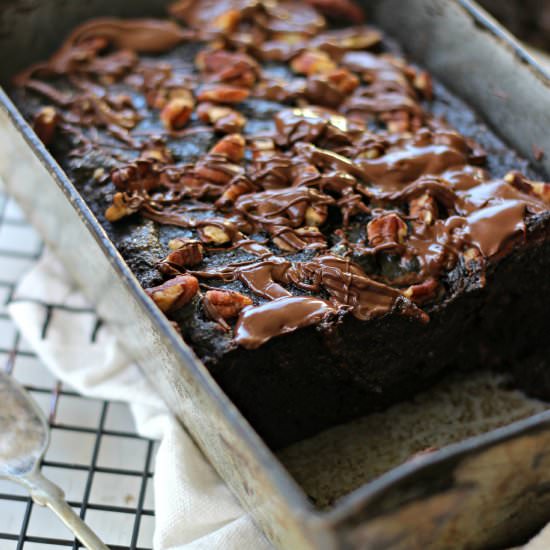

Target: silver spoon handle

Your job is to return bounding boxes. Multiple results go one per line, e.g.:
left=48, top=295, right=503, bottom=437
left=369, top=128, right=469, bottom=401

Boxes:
left=21, top=470, right=109, bottom=550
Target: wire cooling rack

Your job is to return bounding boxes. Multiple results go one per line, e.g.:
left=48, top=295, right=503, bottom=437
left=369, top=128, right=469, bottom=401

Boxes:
left=0, top=184, right=156, bottom=549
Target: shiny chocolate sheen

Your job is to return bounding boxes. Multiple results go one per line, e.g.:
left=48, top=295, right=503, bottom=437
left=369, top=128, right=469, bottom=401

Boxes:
left=234, top=296, right=338, bottom=349
left=13, top=0, right=550, bottom=350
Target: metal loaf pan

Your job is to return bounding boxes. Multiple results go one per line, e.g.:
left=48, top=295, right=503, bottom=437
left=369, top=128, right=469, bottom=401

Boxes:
left=1, top=1, right=550, bottom=548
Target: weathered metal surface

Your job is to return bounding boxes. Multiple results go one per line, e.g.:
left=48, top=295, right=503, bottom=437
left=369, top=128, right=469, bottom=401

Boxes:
left=0, top=370, right=48, bottom=477
left=1, top=1, right=550, bottom=548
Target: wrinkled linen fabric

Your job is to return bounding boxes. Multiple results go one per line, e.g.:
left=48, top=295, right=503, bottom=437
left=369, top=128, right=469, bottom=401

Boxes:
left=8, top=250, right=550, bottom=550
left=8, top=250, right=271, bottom=550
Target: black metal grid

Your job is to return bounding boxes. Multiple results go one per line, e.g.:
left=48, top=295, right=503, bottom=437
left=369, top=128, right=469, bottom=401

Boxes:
left=0, top=186, right=155, bottom=549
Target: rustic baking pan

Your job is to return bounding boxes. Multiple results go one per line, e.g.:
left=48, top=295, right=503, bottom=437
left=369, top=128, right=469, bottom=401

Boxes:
left=2, top=0, right=550, bottom=548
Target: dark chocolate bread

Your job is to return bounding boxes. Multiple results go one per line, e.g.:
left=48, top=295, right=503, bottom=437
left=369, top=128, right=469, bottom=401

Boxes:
left=10, top=0, right=550, bottom=447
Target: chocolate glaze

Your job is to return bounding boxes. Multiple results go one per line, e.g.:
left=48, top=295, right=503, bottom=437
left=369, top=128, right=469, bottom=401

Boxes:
left=234, top=296, right=338, bottom=349
left=12, top=0, right=550, bottom=351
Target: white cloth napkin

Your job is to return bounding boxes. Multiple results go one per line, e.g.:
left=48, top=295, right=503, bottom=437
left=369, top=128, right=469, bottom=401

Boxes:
left=7, top=249, right=550, bottom=550
left=8, top=249, right=271, bottom=550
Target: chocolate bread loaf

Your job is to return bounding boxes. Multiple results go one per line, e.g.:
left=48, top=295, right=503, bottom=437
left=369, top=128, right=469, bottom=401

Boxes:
left=10, top=0, right=550, bottom=447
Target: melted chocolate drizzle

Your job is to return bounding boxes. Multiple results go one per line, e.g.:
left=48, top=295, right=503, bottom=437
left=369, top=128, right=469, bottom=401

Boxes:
left=14, top=0, right=550, bottom=349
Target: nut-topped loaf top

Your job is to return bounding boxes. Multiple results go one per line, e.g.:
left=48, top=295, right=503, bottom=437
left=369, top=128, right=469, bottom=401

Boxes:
left=14, top=0, right=550, bottom=350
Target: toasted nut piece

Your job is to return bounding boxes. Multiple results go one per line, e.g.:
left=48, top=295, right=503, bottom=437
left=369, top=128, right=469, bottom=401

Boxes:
left=409, top=194, right=438, bottom=226
left=295, top=226, right=326, bottom=247
left=272, top=31, right=309, bottom=45
left=209, top=134, right=245, bottom=163
left=385, top=111, right=411, bottom=134
left=413, top=71, right=433, bottom=100
left=463, top=247, right=482, bottom=265
left=529, top=181, right=550, bottom=201
left=105, top=192, right=143, bottom=222
left=196, top=102, right=247, bottom=133
left=215, top=111, right=247, bottom=133
left=160, top=96, right=194, bottom=130
left=204, top=289, right=252, bottom=320
left=215, top=176, right=254, bottom=210
left=158, top=247, right=203, bottom=275
left=196, top=102, right=227, bottom=123
left=170, top=88, right=194, bottom=101
left=357, top=148, right=380, bottom=159
left=367, top=213, right=408, bottom=247
left=325, top=68, right=360, bottom=95
left=196, top=49, right=259, bottom=87
left=140, top=140, right=173, bottom=163
left=250, top=137, right=276, bottom=151
left=146, top=275, right=199, bottom=313
left=197, top=85, right=250, bottom=104
left=199, top=224, right=231, bottom=245
left=305, top=205, right=327, bottom=226
left=194, top=160, right=241, bottom=185
left=273, top=236, right=297, bottom=252
left=33, top=106, right=59, bottom=145
left=304, top=0, right=365, bottom=23
left=212, top=9, right=241, bottom=32
left=291, top=49, right=336, bottom=75
left=153, top=87, right=194, bottom=111
left=403, top=277, right=439, bottom=304
left=250, top=137, right=277, bottom=160
left=93, top=168, right=106, bottom=182
left=163, top=239, right=204, bottom=267
left=505, top=171, right=550, bottom=202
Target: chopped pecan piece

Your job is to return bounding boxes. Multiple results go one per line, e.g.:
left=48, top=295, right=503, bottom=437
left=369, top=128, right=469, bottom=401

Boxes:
left=105, top=192, right=144, bottom=222
left=111, top=160, right=161, bottom=193
left=157, top=239, right=204, bottom=274
left=199, top=224, right=231, bottom=245
left=160, top=95, right=194, bottom=130
left=409, top=194, right=438, bottom=226
left=209, top=134, right=245, bottom=163
left=250, top=137, right=276, bottom=159
left=197, top=85, right=250, bottom=104
left=203, top=289, right=252, bottom=322
left=505, top=171, right=550, bottom=202
left=367, top=213, right=408, bottom=247
left=384, top=110, right=416, bottom=134
left=194, top=156, right=242, bottom=186
left=291, top=49, right=336, bottom=76
left=196, top=102, right=247, bottom=133
left=403, top=277, right=439, bottom=304
left=305, top=205, right=327, bottom=226
left=196, top=49, right=259, bottom=88
left=212, top=9, right=241, bottom=33
left=215, top=176, right=255, bottom=210
left=140, top=139, right=173, bottom=164
left=413, top=71, right=433, bottom=100
left=33, top=106, right=59, bottom=145
left=325, top=68, right=360, bottom=95
left=305, top=67, right=360, bottom=108
left=91, top=169, right=106, bottom=184
left=463, top=247, right=483, bottom=267
left=145, top=275, right=199, bottom=313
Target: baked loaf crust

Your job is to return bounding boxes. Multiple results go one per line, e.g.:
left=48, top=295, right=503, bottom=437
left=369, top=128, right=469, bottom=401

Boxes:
left=11, top=0, right=550, bottom=447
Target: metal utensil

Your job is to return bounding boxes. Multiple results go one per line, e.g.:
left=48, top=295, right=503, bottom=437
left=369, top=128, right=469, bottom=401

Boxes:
left=0, top=369, right=108, bottom=550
